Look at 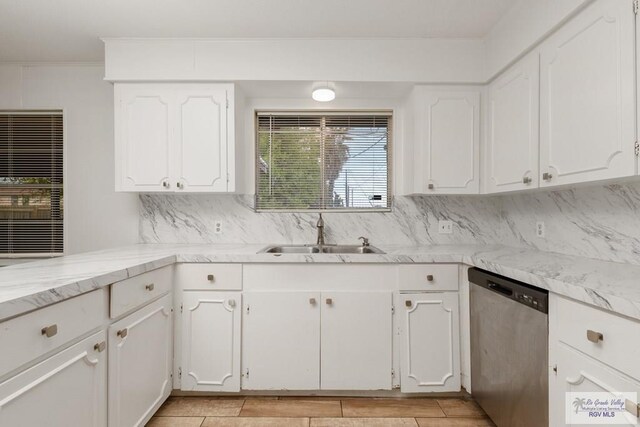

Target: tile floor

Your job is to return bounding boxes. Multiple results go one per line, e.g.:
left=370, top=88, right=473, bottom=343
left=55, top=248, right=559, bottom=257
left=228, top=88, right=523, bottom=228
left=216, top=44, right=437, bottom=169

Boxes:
left=147, top=396, right=495, bottom=426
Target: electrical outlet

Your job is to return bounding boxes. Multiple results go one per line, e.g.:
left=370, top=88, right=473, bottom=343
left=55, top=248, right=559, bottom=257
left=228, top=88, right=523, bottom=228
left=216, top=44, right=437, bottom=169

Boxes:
left=214, top=220, right=223, bottom=234
left=438, top=220, right=453, bottom=234
left=536, top=221, right=545, bottom=238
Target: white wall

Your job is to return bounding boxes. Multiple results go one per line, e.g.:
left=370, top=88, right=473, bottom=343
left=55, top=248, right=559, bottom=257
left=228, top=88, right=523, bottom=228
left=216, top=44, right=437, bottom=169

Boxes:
left=0, top=64, right=139, bottom=255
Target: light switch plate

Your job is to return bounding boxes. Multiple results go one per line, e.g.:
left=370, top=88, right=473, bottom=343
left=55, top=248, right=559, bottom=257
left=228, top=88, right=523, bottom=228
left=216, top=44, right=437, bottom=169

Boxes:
left=536, top=221, right=545, bottom=238
left=438, top=220, right=453, bottom=234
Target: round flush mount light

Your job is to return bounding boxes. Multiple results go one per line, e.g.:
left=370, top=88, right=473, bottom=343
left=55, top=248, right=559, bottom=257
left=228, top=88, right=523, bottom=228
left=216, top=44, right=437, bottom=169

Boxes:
left=312, top=86, right=336, bottom=102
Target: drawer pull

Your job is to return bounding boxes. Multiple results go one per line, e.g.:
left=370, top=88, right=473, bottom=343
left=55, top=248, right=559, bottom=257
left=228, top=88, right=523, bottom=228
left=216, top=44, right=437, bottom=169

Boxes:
left=94, top=341, right=106, bottom=352
left=426, top=275, right=434, bottom=282
left=326, top=298, right=333, bottom=306
left=405, top=300, right=412, bottom=308
left=625, top=399, right=640, bottom=417
left=309, top=298, right=316, bottom=305
left=228, top=299, right=236, bottom=308
left=41, top=324, right=58, bottom=338
left=145, top=283, right=155, bottom=291
left=586, top=329, right=603, bottom=343
left=117, top=328, right=128, bottom=338
left=427, top=183, right=434, bottom=190
left=207, top=274, right=215, bottom=282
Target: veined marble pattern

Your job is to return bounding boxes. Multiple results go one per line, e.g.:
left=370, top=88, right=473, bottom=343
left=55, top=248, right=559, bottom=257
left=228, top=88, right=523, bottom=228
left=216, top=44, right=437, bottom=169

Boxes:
left=139, top=194, right=516, bottom=247
left=1, top=243, right=640, bottom=322
left=500, top=181, right=640, bottom=265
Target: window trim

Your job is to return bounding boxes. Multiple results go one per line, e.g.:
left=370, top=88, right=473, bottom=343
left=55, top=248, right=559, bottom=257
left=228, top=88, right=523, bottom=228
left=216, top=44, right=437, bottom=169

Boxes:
left=0, top=109, right=65, bottom=258
left=254, top=110, right=393, bottom=213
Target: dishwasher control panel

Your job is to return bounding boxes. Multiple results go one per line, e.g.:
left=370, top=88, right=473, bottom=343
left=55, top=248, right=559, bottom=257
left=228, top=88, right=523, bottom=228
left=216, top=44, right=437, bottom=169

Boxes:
left=469, top=268, right=548, bottom=314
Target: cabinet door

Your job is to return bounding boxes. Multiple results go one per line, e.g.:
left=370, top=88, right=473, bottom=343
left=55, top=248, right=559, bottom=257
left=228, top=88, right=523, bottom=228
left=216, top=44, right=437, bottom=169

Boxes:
left=417, top=89, right=480, bottom=194
left=540, top=0, right=637, bottom=187
left=181, top=291, right=241, bottom=392
left=108, top=294, right=173, bottom=427
left=115, top=84, right=173, bottom=192
left=399, top=293, right=460, bottom=393
left=320, top=292, right=393, bottom=390
left=242, top=292, right=320, bottom=390
left=486, top=53, right=540, bottom=193
left=174, top=86, right=230, bottom=192
left=0, top=331, right=107, bottom=427
left=550, top=344, right=640, bottom=426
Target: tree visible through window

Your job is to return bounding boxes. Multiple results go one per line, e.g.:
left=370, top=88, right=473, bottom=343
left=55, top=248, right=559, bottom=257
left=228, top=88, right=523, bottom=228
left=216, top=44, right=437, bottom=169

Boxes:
left=0, top=112, right=63, bottom=256
left=256, top=112, right=391, bottom=211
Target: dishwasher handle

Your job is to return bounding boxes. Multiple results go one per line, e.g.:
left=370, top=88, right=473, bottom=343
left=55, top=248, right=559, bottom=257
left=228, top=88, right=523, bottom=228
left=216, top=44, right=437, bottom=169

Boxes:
left=487, top=281, right=513, bottom=296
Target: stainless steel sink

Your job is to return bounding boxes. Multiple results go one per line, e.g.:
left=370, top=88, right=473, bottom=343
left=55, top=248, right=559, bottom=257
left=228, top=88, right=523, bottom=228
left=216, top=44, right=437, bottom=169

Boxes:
left=259, top=244, right=385, bottom=254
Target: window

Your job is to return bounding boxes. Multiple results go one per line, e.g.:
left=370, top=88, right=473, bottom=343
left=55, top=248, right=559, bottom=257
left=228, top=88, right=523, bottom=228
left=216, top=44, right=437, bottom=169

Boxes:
left=0, top=111, right=63, bottom=256
left=256, top=111, right=391, bottom=211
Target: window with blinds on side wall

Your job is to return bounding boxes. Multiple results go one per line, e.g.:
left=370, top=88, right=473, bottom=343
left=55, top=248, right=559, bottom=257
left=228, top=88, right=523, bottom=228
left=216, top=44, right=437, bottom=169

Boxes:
left=255, top=112, right=392, bottom=212
left=0, top=112, right=63, bottom=256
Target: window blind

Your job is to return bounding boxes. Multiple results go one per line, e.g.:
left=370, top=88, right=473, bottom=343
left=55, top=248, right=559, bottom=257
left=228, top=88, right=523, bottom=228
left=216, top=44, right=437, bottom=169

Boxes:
left=256, top=112, right=391, bottom=211
left=0, top=112, right=63, bottom=256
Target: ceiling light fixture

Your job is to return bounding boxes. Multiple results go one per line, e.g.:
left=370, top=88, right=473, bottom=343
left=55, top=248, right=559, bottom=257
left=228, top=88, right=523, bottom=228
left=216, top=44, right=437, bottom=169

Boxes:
left=312, top=86, right=335, bottom=102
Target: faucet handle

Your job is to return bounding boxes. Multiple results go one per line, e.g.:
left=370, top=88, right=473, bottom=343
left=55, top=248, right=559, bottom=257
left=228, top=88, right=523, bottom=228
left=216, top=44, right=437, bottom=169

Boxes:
left=358, top=236, right=370, bottom=247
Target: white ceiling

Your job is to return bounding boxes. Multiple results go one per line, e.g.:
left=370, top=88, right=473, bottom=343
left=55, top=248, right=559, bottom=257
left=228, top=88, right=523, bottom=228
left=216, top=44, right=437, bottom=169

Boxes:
left=0, top=0, right=514, bottom=62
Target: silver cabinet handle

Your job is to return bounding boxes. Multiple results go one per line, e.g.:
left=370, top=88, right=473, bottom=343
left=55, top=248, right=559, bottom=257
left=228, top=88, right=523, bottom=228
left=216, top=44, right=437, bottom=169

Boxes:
left=177, top=182, right=184, bottom=189
left=162, top=180, right=170, bottom=189
left=309, top=298, right=317, bottom=305
left=117, top=328, right=128, bottom=338
left=426, top=274, right=434, bottom=282
left=542, top=172, right=553, bottom=181
left=145, top=283, right=155, bottom=291
left=586, top=329, right=603, bottom=343
left=523, top=176, right=532, bottom=184
left=625, top=399, right=640, bottom=417
left=207, top=274, right=215, bottom=282
left=405, top=300, right=412, bottom=308
left=326, top=298, right=333, bottom=305
left=94, top=341, right=106, bottom=352
left=427, top=183, right=434, bottom=190
left=41, top=324, right=58, bottom=338
left=228, top=299, right=236, bottom=308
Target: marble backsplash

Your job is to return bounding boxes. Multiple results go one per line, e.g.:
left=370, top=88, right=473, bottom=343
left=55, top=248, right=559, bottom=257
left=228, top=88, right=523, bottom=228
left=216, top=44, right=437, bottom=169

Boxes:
left=499, top=181, right=640, bottom=265
left=139, top=181, right=640, bottom=265
left=139, top=194, right=515, bottom=247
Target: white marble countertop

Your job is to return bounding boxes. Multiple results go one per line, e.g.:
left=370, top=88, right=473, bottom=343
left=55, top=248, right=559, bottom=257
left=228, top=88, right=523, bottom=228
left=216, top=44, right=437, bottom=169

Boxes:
left=1, top=243, right=639, bottom=322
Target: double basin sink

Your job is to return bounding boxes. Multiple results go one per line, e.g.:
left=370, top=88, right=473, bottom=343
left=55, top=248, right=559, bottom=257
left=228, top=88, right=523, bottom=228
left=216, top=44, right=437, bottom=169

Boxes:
left=260, top=244, right=385, bottom=254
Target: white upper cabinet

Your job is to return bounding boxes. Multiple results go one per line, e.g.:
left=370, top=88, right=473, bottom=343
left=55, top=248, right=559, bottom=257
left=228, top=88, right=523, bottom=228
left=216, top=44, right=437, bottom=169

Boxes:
left=412, top=87, right=481, bottom=194
left=539, top=0, right=637, bottom=187
left=486, top=53, right=540, bottom=193
left=115, top=83, right=235, bottom=193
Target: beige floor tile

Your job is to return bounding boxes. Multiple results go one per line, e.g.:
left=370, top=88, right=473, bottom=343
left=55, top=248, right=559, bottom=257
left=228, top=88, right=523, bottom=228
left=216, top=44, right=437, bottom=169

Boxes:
left=240, top=399, right=342, bottom=418
left=436, top=399, right=485, bottom=418
left=155, top=397, right=244, bottom=417
left=146, top=416, right=205, bottom=427
left=311, top=418, right=418, bottom=426
left=416, top=418, right=495, bottom=427
left=202, top=417, right=309, bottom=427
left=342, top=399, right=445, bottom=418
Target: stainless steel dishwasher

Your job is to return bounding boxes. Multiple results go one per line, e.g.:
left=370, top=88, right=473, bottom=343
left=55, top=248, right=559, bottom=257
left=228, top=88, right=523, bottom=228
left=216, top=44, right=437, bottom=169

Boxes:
left=469, top=268, right=549, bottom=427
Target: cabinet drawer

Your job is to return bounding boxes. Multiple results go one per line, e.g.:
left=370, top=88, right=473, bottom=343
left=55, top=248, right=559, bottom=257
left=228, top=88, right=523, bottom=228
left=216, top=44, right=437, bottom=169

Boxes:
left=177, top=263, right=242, bottom=291
left=110, top=266, right=172, bottom=318
left=0, top=289, right=108, bottom=379
left=557, top=296, right=640, bottom=381
left=398, top=264, right=458, bottom=291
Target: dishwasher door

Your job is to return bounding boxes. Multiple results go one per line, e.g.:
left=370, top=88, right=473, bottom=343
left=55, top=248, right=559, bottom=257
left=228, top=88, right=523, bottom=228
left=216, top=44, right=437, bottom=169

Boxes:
left=470, top=270, right=548, bottom=427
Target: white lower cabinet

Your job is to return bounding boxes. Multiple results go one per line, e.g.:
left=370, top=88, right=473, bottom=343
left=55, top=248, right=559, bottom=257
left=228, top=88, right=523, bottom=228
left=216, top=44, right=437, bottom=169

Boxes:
left=242, top=291, right=321, bottom=390
left=550, top=344, right=640, bottom=426
left=0, top=330, right=107, bottom=427
left=108, top=294, right=173, bottom=427
left=181, top=291, right=241, bottom=392
left=399, top=292, right=460, bottom=393
left=321, top=292, right=393, bottom=390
